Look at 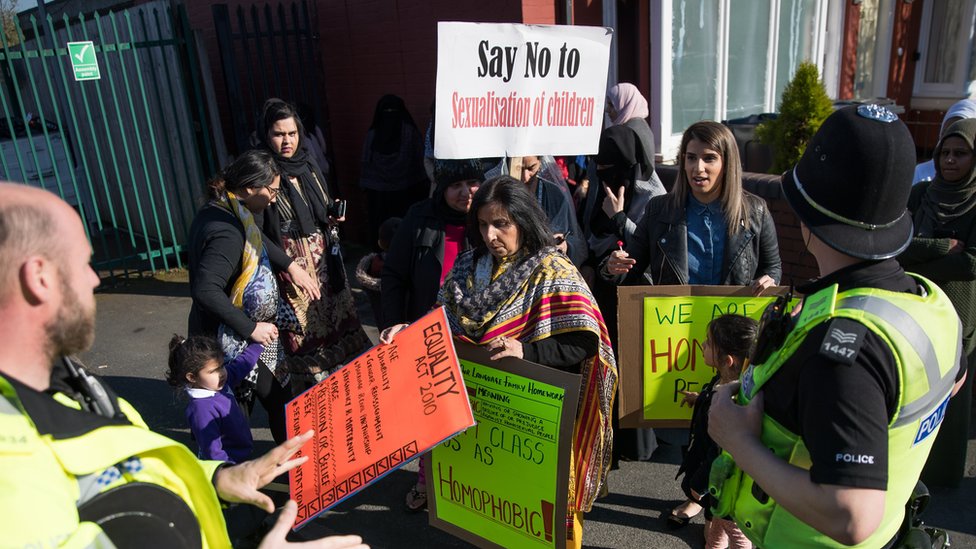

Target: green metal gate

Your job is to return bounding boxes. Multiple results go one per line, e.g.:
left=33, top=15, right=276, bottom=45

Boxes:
left=0, top=1, right=217, bottom=278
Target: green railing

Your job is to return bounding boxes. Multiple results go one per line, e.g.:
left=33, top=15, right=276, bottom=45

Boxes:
left=0, top=2, right=216, bottom=278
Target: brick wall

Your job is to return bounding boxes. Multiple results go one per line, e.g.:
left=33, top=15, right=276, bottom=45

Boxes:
left=656, top=165, right=820, bottom=285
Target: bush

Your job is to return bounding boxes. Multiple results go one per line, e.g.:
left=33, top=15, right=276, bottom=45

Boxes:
left=756, top=61, right=834, bottom=174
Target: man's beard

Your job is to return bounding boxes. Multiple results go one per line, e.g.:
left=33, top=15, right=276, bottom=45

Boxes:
left=45, top=274, right=96, bottom=358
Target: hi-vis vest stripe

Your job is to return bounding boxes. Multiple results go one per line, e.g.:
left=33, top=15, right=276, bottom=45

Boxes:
left=837, top=294, right=962, bottom=428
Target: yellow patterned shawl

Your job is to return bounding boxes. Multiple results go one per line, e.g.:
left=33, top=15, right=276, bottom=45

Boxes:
left=216, top=191, right=263, bottom=308
left=439, top=247, right=618, bottom=512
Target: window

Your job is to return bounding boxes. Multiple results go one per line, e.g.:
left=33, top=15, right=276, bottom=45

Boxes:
left=914, top=0, right=976, bottom=97
left=660, top=0, right=828, bottom=157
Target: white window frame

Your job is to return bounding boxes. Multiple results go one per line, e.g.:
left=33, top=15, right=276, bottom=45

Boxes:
left=912, top=0, right=976, bottom=98
left=649, top=0, right=833, bottom=161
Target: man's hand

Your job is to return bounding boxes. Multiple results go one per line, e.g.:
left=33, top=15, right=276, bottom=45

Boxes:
left=707, top=382, right=763, bottom=455
left=215, top=430, right=314, bottom=513
left=287, top=262, right=321, bottom=301
left=258, top=500, right=369, bottom=548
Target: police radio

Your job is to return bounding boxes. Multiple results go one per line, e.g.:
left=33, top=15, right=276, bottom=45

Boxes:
left=62, top=356, right=122, bottom=419
left=750, top=286, right=795, bottom=366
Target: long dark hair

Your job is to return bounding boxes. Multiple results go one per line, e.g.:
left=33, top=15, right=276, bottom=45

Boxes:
left=467, top=175, right=554, bottom=258
left=707, top=314, right=758, bottom=374
left=206, top=149, right=282, bottom=200
left=165, top=334, right=223, bottom=387
left=672, top=121, right=748, bottom=234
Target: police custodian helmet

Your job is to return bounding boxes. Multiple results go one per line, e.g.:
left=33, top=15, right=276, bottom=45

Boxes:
left=781, top=105, right=916, bottom=260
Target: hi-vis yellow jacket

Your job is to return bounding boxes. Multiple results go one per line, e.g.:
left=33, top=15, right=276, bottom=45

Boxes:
left=0, top=373, right=231, bottom=549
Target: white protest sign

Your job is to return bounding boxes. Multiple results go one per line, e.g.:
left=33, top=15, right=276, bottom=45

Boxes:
left=435, top=22, right=612, bottom=159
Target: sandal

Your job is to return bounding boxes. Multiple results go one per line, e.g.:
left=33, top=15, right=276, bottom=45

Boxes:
left=665, top=499, right=702, bottom=530
left=404, top=486, right=428, bottom=512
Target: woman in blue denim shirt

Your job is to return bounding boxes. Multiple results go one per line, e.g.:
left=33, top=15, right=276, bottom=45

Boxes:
left=602, top=120, right=781, bottom=292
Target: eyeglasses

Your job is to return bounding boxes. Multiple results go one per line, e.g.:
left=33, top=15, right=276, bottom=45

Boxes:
left=266, top=186, right=281, bottom=197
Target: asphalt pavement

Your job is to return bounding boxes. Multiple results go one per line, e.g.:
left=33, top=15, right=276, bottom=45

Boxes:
left=82, top=266, right=976, bottom=548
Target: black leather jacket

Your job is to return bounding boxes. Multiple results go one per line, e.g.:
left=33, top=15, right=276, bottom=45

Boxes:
left=605, top=191, right=782, bottom=286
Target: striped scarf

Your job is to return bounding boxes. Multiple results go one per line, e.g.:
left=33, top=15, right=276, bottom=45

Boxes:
left=216, top=191, right=263, bottom=308
left=439, top=247, right=618, bottom=512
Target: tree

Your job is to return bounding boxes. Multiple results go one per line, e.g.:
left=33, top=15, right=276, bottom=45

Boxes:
left=1, top=0, right=18, bottom=48
left=756, top=61, right=834, bottom=174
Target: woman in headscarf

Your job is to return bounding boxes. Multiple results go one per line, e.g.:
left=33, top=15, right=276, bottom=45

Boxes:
left=360, top=94, right=429, bottom=247
left=899, top=118, right=976, bottom=487
left=914, top=98, right=976, bottom=185
left=581, top=124, right=667, bottom=470
left=257, top=98, right=371, bottom=384
left=380, top=158, right=484, bottom=511
left=382, top=177, right=617, bottom=547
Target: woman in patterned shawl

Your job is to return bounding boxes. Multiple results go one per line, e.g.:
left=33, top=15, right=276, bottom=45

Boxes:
left=394, top=175, right=617, bottom=548
left=188, top=150, right=318, bottom=443
left=257, top=99, right=371, bottom=384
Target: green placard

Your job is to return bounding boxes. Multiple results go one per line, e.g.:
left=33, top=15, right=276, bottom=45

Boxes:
left=428, top=342, right=580, bottom=549
left=640, top=294, right=784, bottom=422
left=67, top=41, right=100, bottom=81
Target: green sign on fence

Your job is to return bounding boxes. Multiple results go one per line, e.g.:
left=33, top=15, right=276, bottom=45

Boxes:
left=67, top=41, right=100, bottom=81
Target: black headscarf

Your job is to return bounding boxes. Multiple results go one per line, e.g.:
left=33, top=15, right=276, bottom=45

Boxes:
left=915, top=119, right=976, bottom=236
left=256, top=98, right=332, bottom=241
left=590, top=125, right=643, bottom=234
left=370, top=95, right=417, bottom=155
left=432, top=159, right=485, bottom=225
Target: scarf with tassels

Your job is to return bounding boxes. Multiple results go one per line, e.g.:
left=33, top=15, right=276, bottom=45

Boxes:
left=438, top=247, right=618, bottom=512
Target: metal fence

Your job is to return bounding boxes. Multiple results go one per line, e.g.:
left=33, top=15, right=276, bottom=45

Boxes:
left=212, top=0, right=329, bottom=157
left=0, top=1, right=215, bottom=277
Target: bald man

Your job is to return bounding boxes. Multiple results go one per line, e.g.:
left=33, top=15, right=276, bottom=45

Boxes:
left=0, top=183, right=367, bottom=549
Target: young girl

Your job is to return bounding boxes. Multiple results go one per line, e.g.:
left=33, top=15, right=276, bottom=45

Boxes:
left=166, top=335, right=262, bottom=463
left=670, top=314, right=757, bottom=549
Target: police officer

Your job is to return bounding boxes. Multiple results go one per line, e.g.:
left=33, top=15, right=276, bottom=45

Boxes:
left=706, top=106, right=967, bottom=548
left=0, top=182, right=368, bottom=548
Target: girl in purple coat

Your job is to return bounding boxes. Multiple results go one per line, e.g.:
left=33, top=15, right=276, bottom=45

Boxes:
left=166, top=335, right=261, bottom=463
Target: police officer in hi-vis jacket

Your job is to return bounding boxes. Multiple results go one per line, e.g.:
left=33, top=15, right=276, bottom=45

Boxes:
left=706, top=106, right=967, bottom=549
left=0, top=182, right=368, bottom=549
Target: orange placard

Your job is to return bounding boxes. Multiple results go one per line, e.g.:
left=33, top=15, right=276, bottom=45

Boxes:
left=286, top=307, right=475, bottom=528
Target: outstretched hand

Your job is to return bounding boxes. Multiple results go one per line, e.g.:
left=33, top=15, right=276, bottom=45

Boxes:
left=215, top=430, right=314, bottom=513
left=257, top=500, right=369, bottom=549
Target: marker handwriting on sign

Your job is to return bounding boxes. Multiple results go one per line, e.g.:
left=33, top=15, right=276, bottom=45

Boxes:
left=477, top=40, right=583, bottom=82
left=413, top=322, right=462, bottom=416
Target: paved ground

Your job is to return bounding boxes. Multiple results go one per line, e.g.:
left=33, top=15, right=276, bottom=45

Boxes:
left=82, top=266, right=976, bottom=548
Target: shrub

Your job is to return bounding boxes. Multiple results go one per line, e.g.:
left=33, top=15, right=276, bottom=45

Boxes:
left=756, top=61, right=834, bottom=174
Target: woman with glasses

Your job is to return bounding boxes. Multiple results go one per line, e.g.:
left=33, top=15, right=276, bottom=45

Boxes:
left=187, top=149, right=318, bottom=444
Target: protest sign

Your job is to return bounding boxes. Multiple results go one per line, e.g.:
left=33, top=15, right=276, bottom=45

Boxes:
left=435, top=22, right=612, bottom=158
left=428, top=342, right=580, bottom=549
left=616, top=286, right=792, bottom=428
left=285, top=307, right=475, bottom=528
